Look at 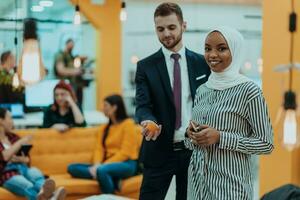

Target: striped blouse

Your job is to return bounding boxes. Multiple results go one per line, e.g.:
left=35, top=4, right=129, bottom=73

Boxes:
left=185, top=81, right=274, bottom=200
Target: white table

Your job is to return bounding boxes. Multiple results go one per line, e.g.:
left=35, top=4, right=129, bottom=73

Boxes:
left=13, top=110, right=108, bottom=129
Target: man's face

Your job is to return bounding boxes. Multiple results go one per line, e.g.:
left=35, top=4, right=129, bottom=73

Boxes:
left=8, top=54, right=15, bottom=69
left=154, top=13, right=186, bottom=51
left=3, top=54, right=16, bottom=70
left=66, top=41, right=74, bottom=52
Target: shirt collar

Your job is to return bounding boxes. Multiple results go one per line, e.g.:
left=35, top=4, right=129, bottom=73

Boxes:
left=162, top=45, right=186, bottom=60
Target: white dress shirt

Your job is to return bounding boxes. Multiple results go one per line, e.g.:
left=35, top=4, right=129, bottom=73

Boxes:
left=161, top=46, right=193, bottom=142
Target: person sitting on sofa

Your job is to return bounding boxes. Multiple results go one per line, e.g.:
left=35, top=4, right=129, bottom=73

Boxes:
left=0, top=107, right=66, bottom=200
left=68, top=94, right=140, bottom=194
left=42, top=80, right=86, bottom=132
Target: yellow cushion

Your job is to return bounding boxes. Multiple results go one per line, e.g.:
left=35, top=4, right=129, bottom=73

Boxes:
left=118, top=175, right=143, bottom=195
left=0, top=188, right=24, bottom=200
left=51, top=174, right=100, bottom=195
left=16, top=127, right=99, bottom=175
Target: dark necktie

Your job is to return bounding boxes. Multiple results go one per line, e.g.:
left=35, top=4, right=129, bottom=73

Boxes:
left=171, top=53, right=181, bottom=130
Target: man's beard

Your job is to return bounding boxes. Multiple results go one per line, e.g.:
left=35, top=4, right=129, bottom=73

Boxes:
left=160, top=32, right=183, bottom=50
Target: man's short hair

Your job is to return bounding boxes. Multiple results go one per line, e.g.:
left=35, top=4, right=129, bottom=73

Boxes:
left=65, top=38, right=74, bottom=45
left=154, top=2, right=183, bottom=23
left=1, top=51, right=12, bottom=65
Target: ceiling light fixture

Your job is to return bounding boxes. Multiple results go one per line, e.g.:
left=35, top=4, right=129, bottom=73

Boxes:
left=18, top=19, right=46, bottom=84
left=120, top=1, right=127, bottom=22
left=31, top=5, right=44, bottom=12
left=274, top=0, right=299, bottom=151
left=39, top=0, right=54, bottom=7
left=73, top=0, right=81, bottom=25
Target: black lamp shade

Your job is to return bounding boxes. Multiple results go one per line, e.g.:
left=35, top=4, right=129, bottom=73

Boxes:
left=23, top=18, right=37, bottom=40
left=121, top=2, right=126, bottom=9
left=284, top=90, right=297, bottom=110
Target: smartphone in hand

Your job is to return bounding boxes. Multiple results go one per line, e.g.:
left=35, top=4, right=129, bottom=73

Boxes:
left=190, top=121, right=201, bottom=132
left=17, top=144, right=33, bottom=156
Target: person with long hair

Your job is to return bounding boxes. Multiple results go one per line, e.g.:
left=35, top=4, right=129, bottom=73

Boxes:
left=67, top=94, right=140, bottom=194
left=0, top=108, right=66, bottom=200
left=53, top=39, right=86, bottom=107
left=42, top=80, right=86, bottom=132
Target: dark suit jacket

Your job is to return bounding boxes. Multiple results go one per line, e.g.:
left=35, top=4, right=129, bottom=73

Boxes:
left=135, top=48, right=210, bottom=167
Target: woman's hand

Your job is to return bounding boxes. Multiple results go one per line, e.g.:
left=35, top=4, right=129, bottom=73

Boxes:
left=18, top=135, right=33, bottom=146
left=188, top=125, right=220, bottom=146
left=10, top=154, right=30, bottom=164
left=64, top=93, right=85, bottom=125
left=89, top=164, right=101, bottom=179
left=65, top=93, right=75, bottom=106
left=52, top=123, right=69, bottom=132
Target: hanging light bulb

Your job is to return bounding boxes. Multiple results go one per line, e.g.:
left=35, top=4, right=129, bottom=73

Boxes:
left=274, top=0, right=299, bottom=151
left=73, top=5, right=81, bottom=25
left=18, top=18, right=45, bottom=84
left=74, top=57, right=81, bottom=68
left=12, top=72, right=20, bottom=88
left=281, top=91, right=299, bottom=151
left=120, top=1, right=127, bottom=22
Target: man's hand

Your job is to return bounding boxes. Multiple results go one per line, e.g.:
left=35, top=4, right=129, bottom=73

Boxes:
left=73, top=68, right=83, bottom=76
left=140, top=120, right=162, bottom=141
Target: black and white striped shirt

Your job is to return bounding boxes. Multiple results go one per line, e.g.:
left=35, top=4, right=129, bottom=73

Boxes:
left=185, top=81, right=274, bottom=200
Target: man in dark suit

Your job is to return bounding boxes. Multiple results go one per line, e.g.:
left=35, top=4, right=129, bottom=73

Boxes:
left=135, top=2, right=210, bottom=200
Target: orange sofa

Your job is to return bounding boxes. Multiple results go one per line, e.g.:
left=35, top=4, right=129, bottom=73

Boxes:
left=0, top=127, right=142, bottom=200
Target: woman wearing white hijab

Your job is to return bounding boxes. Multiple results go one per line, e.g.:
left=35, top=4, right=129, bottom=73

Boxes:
left=185, top=27, right=274, bottom=200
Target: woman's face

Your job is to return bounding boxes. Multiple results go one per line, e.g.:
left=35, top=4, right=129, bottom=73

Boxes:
left=54, top=88, right=70, bottom=107
left=103, top=101, right=117, bottom=119
left=204, top=31, right=232, bottom=72
left=0, top=111, right=14, bottom=132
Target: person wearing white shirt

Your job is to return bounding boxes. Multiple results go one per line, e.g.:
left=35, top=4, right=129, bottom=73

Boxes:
left=135, top=2, right=210, bottom=200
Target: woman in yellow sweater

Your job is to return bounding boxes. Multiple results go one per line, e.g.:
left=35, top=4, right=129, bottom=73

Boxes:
left=67, top=94, right=141, bottom=194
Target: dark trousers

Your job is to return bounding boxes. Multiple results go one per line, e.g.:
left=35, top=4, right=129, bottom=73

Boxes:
left=139, top=149, right=192, bottom=200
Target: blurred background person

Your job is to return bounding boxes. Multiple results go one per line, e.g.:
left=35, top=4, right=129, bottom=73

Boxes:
left=42, top=80, right=86, bottom=132
left=0, top=107, right=66, bottom=200
left=0, top=51, right=25, bottom=104
left=54, top=38, right=87, bottom=108
left=67, top=94, right=141, bottom=194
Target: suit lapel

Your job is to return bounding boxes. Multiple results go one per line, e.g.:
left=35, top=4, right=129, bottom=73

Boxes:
left=186, top=48, right=197, bottom=100
left=154, top=49, right=174, bottom=103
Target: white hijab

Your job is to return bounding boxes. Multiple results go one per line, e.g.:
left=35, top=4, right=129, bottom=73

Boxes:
left=205, top=26, right=251, bottom=90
